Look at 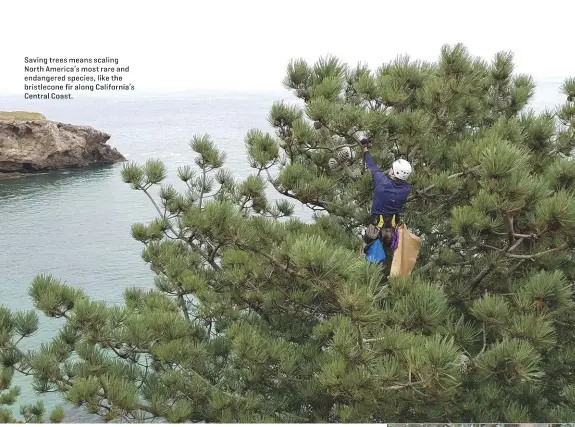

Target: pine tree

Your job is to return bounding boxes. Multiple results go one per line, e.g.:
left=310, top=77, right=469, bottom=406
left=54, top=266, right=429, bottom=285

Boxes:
left=1, top=43, right=575, bottom=423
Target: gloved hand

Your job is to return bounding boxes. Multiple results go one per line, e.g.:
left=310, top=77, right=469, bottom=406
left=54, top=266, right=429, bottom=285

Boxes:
left=360, top=137, right=372, bottom=149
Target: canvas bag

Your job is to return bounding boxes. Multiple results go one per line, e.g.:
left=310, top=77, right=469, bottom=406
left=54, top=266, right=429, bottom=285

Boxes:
left=389, top=223, right=421, bottom=277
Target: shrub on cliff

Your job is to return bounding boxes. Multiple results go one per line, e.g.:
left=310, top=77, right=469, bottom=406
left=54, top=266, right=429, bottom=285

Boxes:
left=0, top=111, right=47, bottom=121
left=1, top=43, right=575, bottom=423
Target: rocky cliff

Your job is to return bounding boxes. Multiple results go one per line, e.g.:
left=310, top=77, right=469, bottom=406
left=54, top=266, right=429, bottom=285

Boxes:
left=0, top=112, right=126, bottom=178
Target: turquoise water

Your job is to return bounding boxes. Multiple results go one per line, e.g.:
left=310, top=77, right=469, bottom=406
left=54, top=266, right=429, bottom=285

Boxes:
left=0, top=81, right=567, bottom=421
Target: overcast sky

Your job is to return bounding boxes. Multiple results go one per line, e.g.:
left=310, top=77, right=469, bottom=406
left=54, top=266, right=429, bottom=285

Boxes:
left=1, top=0, right=574, bottom=95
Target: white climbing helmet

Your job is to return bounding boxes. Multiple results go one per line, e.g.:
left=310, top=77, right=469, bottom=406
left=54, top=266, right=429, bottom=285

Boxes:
left=391, top=159, right=412, bottom=180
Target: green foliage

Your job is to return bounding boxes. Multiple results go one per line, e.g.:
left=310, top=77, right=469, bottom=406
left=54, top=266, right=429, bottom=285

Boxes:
left=1, top=44, right=575, bottom=423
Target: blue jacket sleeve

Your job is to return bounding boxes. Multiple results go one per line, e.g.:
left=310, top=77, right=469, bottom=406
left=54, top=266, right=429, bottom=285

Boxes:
left=364, top=151, right=388, bottom=183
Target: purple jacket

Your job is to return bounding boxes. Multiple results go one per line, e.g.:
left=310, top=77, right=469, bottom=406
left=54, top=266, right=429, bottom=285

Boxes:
left=365, top=151, right=410, bottom=216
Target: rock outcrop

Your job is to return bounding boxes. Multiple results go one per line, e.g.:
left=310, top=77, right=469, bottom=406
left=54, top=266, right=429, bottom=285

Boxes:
left=0, top=112, right=126, bottom=178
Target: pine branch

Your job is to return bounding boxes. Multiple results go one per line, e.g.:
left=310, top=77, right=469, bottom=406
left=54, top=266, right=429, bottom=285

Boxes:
left=180, top=362, right=308, bottom=422
left=502, top=217, right=548, bottom=253
left=208, top=243, right=222, bottom=263
left=407, top=166, right=480, bottom=201
left=356, top=323, right=363, bottom=348
left=384, top=381, right=424, bottom=390
left=507, top=237, right=525, bottom=252
left=265, top=169, right=330, bottom=210
left=137, top=184, right=220, bottom=270
left=408, top=144, right=420, bottom=163
left=236, top=243, right=304, bottom=279
left=491, top=230, right=542, bottom=239
left=505, top=242, right=570, bottom=259
left=482, top=242, right=569, bottom=259
left=310, top=142, right=357, bottom=152
left=198, top=168, right=207, bottom=211
left=481, top=243, right=509, bottom=252
left=10, top=341, right=156, bottom=420
left=478, top=324, right=487, bottom=356
left=505, top=259, right=526, bottom=276
left=469, top=265, right=492, bottom=288
left=362, top=337, right=385, bottom=343
left=507, top=215, right=515, bottom=246
left=140, top=186, right=169, bottom=227
left=413, top=260, right=436, bottom=276
left=177, top=292, right=191, bottom=322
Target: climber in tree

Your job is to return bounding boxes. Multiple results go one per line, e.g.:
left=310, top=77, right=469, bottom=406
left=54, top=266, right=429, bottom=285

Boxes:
left=361, top=137, right=412, bottom=263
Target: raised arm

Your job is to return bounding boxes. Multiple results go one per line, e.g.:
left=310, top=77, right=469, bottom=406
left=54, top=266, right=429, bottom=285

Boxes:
left=364, top=149, right=380, bottom=173
left=363, top=148, right=387, bottom=183
left=360, top=138, right=390, bottom=184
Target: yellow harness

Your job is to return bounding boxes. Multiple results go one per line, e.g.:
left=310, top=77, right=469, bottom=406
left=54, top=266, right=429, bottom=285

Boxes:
left=376, top=214, right=397, bottom=228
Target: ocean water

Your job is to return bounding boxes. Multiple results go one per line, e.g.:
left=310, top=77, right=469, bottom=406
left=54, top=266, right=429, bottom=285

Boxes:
left=0, top=79, right=568, bottom=421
